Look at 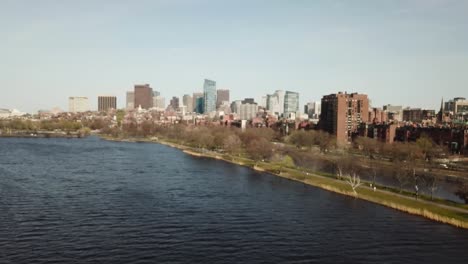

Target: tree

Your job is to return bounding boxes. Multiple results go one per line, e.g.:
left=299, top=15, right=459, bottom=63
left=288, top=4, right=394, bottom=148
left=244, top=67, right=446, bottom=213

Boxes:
left=365, top=159, right=379, bottom=186
left=246, top=138, right=273, bottom=165
left=276, top=155, right=295, bottom=174
left=393, top=161, right=410, bottom=193
left=314, top=130, right=335, bottom=153
left=223, top=134, right=243, bottom=156
left=334, top=153, right=354, bottom=180
left=422, top=174, right=439, bottom=200
left=355, top=136, right=379, bottom=159
left=455, top=181, right=468, bottom=204
left=346, top=173, right=364, bottom=196
left=416, top=134, right=434, bottom=161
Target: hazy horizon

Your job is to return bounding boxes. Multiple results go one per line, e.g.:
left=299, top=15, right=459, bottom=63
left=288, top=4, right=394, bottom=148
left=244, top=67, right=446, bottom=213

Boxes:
left=1, top=0, right=467, bottom=113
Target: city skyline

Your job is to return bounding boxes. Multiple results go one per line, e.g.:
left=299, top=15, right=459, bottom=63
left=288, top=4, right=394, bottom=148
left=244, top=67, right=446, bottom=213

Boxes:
left=1, top=0, right=468, bottom=113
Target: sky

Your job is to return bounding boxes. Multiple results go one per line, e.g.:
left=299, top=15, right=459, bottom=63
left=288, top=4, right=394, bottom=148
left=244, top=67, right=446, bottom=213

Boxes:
left=1, top=0, right=467, bottom=113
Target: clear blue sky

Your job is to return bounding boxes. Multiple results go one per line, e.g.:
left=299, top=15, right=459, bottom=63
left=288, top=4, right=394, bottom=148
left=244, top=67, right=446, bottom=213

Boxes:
left=1, top=0, right=467, bottom=113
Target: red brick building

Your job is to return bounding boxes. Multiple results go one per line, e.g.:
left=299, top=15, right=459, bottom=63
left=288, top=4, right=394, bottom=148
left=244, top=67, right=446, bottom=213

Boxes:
left=318, top=92, right=369, bottom=144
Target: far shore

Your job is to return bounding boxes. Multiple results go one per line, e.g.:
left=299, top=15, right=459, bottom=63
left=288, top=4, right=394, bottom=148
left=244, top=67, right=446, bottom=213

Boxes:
left=100, top=135, right=468, bottom=229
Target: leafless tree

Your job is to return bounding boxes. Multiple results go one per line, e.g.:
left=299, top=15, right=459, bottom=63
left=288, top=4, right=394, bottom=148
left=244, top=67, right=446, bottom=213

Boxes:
left=346, top=173, right=364, bottom=196
left=422, top=174, right=439, bottom=200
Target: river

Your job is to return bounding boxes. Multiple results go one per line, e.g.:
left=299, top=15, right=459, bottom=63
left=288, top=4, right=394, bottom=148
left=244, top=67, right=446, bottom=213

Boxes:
left=1, top=137, right=467, bottom=263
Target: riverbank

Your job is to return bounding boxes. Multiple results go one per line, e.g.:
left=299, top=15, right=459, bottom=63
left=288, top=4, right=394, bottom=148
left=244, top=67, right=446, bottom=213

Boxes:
left=101, top=135, right=468, bottom=229
left=0, top=130, right=84, bottom=138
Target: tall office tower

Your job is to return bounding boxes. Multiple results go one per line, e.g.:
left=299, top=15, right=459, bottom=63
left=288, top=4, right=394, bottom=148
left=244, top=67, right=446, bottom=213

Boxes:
left=68, top=97, right=89, bottom=113
left=230, top=100, right=242, bottom=115
left=266, top=90, right=285, bottom=116
left=203, top=79, right=217, bottom=114
left=283, top=91, right=299, bottom=118
left=153, top=96, right=166, bottom=111
left=134, top=84, right=153, bottom=109
left=239, top=103, right=258, bottom=120
left=192, top=92, right=203, bottom=112
left=195, top=97, right=204, bottom=114
left=126, top=91, right=135, bottom=110
left=182, top=94, right=193, bottom=113
left=260, top=96, right=267, bottom=108
left=169, top=96, right=180, bottom=111
left=216, top=89, right=230, bottom=109
left=318, top=92, right=369, bottom=144
left=98, top=96, right=117, bottom=112
left=304, top=101, right=321, bottom=119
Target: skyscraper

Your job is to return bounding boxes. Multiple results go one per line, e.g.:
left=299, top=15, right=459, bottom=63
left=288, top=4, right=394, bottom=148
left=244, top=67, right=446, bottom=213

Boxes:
left=134, top=84, right=153, bottom=109
left=216, top=89, right=230, bottom=109
left=304, top=101, right=321, bottom=119
left=153, top=96, right=165, bottom=111
left=126, top=91, right=135, bottom=110
left=266, top=90, right=285, bottom=116
left=195, top=97, right=204, bottom=114
left=284, top=91, right=299, bottom=118
left=192, top=92, right=203, bottom=112
left=169, top=96, right=180, bottom=111
left=68, top=97, right=89, bottom=113
left=203, top=79, right=217, bottom=114
left=182, top=94, right=193, bottom=113
left=318, top=92, right=369, bottom=144
left=98, top=96, right=117, bottom=112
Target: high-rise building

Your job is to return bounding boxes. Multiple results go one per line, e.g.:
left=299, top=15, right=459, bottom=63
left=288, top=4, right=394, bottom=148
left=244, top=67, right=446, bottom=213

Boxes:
left=216, top=89, right=230, bottom=108
left=68, top=97, right=89, bottom=113
left=98, top=96, right=117, bottom=112
left=304, top=101, right=321, bottom=119
left=192, top=92, right=203, bottom=112
left=242, top=98, right=255, bottom=104
left=239, top=103, right=258, bottom=120
left=169, top=96, right=180, bottom=111
left=134, top=84, right=153, bottom=109
left=230, top=100, right=242, bottom=115
left=259, top=96, right=267, bottom=108
left=195, top=97, right=204, bottom=114
left=284, top=91, right=299, bottom=118
left=203, top=79, right=217, bottom=114
left=266, top=90, right=285, bottom=116
left=153, top=96, right=165, bottom=111
left=126, top=91, right=135, bottom=110
left=182, top=94, right=193, bottom=113
left=318, top=92, right=369, bottom=144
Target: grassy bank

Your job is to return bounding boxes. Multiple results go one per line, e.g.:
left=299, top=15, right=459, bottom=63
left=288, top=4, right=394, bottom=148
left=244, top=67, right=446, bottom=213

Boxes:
left=101, top=135, right=468, bottom=229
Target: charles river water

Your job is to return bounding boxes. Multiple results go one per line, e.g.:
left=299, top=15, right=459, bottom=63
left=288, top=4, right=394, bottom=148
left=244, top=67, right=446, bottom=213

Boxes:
left=1, top=137, right=467, bottom=263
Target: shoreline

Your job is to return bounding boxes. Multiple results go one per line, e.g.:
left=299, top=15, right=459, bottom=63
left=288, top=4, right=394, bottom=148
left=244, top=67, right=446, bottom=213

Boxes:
left=106, top=136, right=468, bottom=228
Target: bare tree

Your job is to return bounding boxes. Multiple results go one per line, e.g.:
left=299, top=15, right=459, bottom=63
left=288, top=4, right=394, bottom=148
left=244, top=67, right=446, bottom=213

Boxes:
left=335, top=153, right=354, bottom=180
left=393, top=161, right=410, bottom=193
left=346, top=173, right=364, bottom=196
left=223, top=134, right=243, bottom=156
left=246, top=138, right=273, bottom=165
left=422, top=174, right=439, bottom=200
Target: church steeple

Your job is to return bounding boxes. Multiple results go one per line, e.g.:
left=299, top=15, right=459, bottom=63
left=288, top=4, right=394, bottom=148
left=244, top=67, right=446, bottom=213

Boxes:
left=437, top=97, right=444, bottom=123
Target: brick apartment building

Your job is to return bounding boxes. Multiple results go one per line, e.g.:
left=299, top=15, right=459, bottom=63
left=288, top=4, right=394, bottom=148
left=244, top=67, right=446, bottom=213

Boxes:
left=318, top=92, right=369, bottom=144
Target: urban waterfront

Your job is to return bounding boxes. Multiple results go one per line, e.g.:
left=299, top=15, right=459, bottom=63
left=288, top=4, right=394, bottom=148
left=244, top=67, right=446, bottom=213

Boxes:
left=0, top=137, right=467, bottom=263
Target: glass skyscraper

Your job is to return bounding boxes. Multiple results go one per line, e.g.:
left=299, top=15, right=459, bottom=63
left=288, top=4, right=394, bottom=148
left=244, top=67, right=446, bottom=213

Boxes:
left=284, top=91, right=299, bottom=118
left=203, top=79, right=217, bottom=114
